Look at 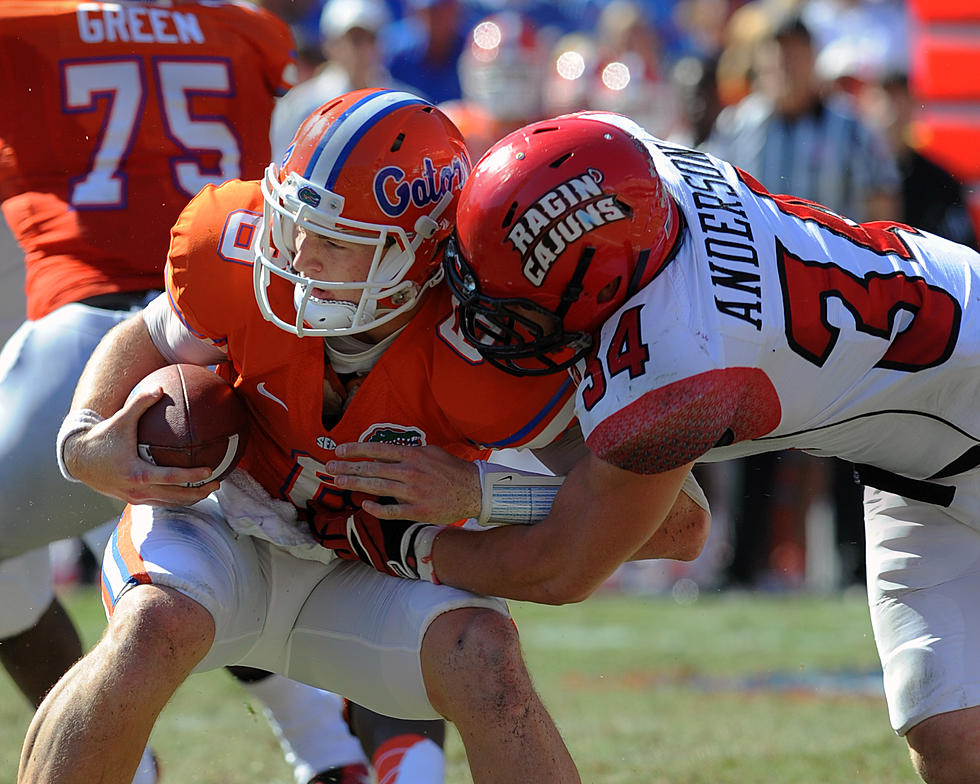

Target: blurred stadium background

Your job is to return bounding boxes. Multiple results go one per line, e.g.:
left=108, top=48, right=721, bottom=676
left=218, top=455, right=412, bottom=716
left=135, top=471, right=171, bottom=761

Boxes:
left=2, top=0, right=978, bottom=780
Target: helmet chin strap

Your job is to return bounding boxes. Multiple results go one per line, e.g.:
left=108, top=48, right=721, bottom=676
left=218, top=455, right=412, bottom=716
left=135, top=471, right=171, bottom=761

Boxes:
left=410, top=189, right=454, bottom=251
left=555, top=246, right=595, bottom=319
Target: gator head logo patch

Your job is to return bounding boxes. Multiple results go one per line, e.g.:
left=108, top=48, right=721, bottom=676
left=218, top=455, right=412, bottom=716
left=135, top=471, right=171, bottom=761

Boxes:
left=298, top=186, right=321, bottom=207
left=506, top=169, right=628, bottom=286
left=360, top=423, right=427, bottom=447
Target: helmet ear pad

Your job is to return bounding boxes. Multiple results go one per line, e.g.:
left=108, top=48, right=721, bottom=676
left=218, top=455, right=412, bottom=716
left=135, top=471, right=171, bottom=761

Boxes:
left=595, top=276, right=622, bottom=305
left=271, top=208, right=295, bottom=260
left=252, top=89, right=472, bottom=337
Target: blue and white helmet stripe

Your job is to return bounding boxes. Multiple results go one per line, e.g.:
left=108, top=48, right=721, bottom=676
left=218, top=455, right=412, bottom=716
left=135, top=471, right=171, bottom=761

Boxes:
left=304, top=90, right=431, bottom=189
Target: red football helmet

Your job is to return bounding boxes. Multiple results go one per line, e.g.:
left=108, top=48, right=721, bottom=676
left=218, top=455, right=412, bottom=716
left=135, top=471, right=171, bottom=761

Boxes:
left=256, top=89, right=471, bottom=336
left=445, top=111, right=681, bottom=374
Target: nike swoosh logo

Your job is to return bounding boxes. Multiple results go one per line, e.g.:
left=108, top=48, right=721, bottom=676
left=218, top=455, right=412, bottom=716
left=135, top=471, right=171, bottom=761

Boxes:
left=256, top=381, right=288, bottom=411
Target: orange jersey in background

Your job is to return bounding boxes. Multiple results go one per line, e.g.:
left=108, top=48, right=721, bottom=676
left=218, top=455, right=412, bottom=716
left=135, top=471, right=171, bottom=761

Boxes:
left=165, top=180, right=575, bottom=512
left=0, top=1, right=296, bottom=319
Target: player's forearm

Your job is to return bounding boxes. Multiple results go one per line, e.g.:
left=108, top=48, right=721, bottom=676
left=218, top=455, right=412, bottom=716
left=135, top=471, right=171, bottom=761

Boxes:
left=432, top=521, right=601, bottom=605
left=432, top=457, right=695, bottom=604
left=59, top=313, right=173, bottom=488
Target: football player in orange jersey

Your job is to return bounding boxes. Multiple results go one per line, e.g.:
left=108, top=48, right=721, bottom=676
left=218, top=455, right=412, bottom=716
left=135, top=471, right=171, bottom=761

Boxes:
left=21, top=88, right=580, bottom=784
left=0, top=5, right=433, bottom=784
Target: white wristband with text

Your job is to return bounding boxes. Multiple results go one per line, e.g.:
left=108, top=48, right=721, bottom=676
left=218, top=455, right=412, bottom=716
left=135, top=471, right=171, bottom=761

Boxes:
left=476, top=461, right=566, bottom=526
left=56, top=408, right=105, bottom=482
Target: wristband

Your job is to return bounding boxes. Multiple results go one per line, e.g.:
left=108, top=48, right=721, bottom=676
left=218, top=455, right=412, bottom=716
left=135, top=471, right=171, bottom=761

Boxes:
left=412, top=524, right=444, bottom=584
left=476, top=461, right=565, bottom=526
left=56, top=408, right=105, bottom=482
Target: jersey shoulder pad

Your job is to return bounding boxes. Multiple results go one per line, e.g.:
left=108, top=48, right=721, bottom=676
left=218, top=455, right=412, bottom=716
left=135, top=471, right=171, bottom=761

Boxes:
left=166, top=179, right=263, bottom=341
left=423, top=292, right=576, bottom=450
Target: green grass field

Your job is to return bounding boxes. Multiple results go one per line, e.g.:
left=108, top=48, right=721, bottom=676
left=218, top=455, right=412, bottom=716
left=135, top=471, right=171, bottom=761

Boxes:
left=0, top=586, right=921, bottom=784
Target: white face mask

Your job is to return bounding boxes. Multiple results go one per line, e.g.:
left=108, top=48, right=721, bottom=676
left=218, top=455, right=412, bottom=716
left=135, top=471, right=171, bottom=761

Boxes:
left=291, top=284, right=379, bottom=332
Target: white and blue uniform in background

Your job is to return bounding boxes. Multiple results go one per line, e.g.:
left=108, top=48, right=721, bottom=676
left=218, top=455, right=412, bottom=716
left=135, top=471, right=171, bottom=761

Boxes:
left=0, top=232, right=133, bottom=637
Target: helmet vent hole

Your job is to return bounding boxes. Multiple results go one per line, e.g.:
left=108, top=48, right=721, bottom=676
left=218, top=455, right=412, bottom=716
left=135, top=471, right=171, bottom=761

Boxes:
left=320, top=98, right=343, bottom=116
left=531, top=126, right=559, bottom=134
left=501, top=201, right=518, bottom=229
left=549, top=152, right=573, bottom=168
left=390, top=133, right=405, bottom=152
left=421, top=106, right=434, bottom=113
left=597, top=277, right=621, bottom=304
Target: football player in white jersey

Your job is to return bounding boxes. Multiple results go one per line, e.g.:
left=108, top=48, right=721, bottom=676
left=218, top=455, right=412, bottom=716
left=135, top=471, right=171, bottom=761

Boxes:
left=321, top=110, right=980, bottom=784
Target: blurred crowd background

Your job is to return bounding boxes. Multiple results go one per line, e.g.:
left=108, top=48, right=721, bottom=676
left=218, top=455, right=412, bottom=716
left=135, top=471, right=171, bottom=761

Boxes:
left=7, top=0, right=979, bottom=599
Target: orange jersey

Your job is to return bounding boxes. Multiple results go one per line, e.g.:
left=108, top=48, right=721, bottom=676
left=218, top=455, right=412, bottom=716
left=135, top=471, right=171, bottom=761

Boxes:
left=165, top=179, right=575, bottom=510
left=0, top=1, right=296, bottom=319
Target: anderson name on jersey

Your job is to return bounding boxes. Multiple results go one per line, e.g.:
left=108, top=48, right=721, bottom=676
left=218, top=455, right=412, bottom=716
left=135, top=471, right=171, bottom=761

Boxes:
left=164, top=179, right=574, bottom=519
left=573, top=114, right=980, bottom=487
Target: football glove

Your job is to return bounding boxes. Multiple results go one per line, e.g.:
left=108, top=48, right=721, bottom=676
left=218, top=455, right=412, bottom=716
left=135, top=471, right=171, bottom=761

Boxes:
left=308, top=504, right=443, bottom=582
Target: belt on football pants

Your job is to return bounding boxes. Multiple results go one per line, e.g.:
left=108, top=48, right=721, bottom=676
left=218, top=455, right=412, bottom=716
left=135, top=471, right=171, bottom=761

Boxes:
left=854, top=464, right=956, bottom=507
left=79, top=290, right=161, bottom=311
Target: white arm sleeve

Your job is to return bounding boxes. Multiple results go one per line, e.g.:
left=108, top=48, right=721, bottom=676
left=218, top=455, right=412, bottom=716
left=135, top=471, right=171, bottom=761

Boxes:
left=141, top=293, right=227, bottom=366
left=475, top=460, right=709, bottom=525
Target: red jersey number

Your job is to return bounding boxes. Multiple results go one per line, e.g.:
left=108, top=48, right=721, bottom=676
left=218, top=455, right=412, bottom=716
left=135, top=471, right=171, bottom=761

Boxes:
left=580, top=305, right=649, bottom=411
left=769, top=198, right=961, bottom=372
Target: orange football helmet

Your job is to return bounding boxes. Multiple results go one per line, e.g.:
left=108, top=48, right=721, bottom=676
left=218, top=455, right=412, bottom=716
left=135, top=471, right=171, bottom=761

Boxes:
left=256, top=89, right=471, bottom=336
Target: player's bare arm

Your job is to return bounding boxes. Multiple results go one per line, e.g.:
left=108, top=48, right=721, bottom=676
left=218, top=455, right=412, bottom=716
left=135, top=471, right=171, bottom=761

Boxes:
left=60, top=313, right=218, bottom=505
left=327, top=440, right=709, bottom=562
left=431, top=454, right=696, bottom=604
left=631, top=489, right=709, bottom=562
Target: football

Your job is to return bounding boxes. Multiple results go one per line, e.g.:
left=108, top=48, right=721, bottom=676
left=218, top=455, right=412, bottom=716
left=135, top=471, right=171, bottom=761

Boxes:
left=136, top=364, right=249, bottom=484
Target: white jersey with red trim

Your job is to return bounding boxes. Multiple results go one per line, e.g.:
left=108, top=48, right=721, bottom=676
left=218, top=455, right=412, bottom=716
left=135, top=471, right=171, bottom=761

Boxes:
left=574, top=115, right=980, bottom=484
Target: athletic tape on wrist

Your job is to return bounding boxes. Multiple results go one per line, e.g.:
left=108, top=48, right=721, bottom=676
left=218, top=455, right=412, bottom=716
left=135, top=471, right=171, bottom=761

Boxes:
left=56, top=408, right=105, bottom=482
left=476, top=461, right=565, bottom=526
left=412, top=524, right=443, bottom=583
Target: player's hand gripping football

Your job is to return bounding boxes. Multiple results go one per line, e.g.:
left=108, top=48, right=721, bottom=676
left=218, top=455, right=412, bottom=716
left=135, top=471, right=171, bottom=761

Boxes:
left=325, top=443, right=482, bottom=524
left=62, top=387, right=218, bottom=507
left=307, top=503, right=443, bottom=582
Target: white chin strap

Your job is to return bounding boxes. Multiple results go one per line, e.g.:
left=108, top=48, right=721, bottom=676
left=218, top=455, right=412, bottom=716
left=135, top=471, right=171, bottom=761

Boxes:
left=293, top=286, right=378, bottom=331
